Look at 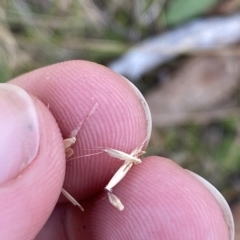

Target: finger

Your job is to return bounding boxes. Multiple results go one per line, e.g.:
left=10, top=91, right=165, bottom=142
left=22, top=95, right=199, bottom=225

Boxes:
left=35, top=203, right=88, bottom=240
left=85, top=157, right=230, bottom=240
left=10, top=60, right=151, bottom=200
left=0, top=84, right=65, bottom=239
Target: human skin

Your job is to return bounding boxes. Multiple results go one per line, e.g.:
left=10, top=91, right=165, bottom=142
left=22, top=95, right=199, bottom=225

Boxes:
left=0, top=61, right=230, bottom=239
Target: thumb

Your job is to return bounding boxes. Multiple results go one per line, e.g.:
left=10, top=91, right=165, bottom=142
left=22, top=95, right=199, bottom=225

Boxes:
left=0, top=84, right=65, bottom=239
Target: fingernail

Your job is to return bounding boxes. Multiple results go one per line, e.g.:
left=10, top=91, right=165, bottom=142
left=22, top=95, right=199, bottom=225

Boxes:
left=121, top=76, right=152, bottom=141
left=187, top=170, right=235, bottom=240
left=0, top=84, right=39, bottom=184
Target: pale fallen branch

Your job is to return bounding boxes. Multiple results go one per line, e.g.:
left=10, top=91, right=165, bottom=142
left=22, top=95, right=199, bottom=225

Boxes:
left=109, top=14, right=240, bottom=80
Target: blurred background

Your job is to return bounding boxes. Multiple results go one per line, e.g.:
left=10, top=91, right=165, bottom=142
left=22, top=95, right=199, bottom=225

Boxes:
left=1, top=0, right=240, bottom=237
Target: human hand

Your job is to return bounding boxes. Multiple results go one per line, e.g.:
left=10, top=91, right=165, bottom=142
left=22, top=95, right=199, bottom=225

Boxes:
left=0, top=61, right=233, bottom=239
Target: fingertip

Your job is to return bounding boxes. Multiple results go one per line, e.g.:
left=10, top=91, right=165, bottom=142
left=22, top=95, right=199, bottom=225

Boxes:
left=187, top=170, right=234, bottom=240
left=11, top=61, right=151, bottom=199
left=86, top=157, right=230, bottom=240
left=0, top=88, right=65, bottom=239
